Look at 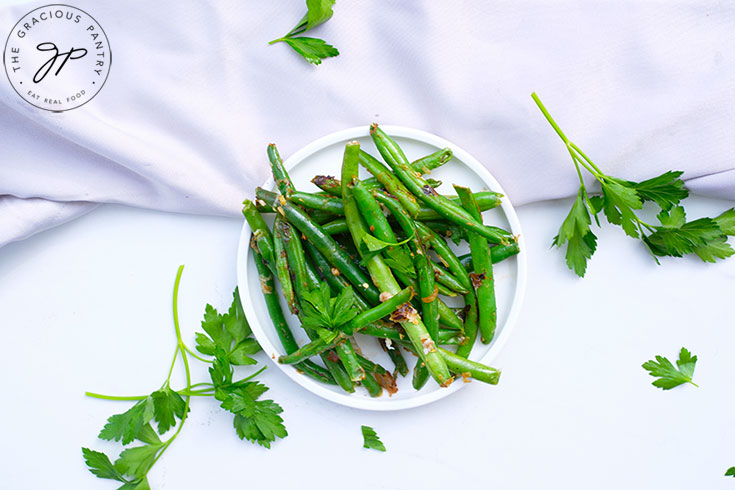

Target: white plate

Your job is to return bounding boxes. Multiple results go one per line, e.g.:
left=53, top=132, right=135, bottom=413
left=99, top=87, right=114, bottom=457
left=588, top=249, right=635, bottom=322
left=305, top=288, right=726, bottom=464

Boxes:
left=237, top=125, right=527, bottom=411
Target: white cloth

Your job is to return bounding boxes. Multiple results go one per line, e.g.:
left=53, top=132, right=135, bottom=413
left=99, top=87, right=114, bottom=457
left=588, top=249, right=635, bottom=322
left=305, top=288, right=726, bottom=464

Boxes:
left=1, top=0, right=734, bottom=247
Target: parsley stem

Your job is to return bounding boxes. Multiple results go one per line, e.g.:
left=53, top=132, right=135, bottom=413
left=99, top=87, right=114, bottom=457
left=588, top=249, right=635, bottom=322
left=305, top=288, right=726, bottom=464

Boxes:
left=84, top=392, right=147, bottom=401
left=84, top=390, right=213, bottom=400
left=182, top=344, right=211, bottom=363
left=163, top=345, right=180, bottom=387
left=531, top=92, right=605, bottom=184
left=148, top=265, right=193, bottom=475
left=188, top=382, right=213, bottom=390
left=570, top=142, right=606, bottom=177
left=531, top=92, right=572, bottom=147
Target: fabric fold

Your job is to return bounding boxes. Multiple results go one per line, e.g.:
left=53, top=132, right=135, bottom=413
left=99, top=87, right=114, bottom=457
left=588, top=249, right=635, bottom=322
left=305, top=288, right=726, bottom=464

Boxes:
left=1, top=1, right=733, bottom=246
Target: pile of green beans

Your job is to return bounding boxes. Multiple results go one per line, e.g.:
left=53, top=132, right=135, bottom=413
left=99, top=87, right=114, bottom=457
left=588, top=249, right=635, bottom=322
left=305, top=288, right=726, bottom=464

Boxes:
left=242, top=126, right=519, bottom=396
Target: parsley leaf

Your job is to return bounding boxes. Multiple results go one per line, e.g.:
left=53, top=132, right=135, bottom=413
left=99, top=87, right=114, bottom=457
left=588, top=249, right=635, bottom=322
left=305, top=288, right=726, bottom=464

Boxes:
left=600, top=178, right=642, bottom=238
left=301, top=282, right=358, bottom=332
left=726, top=467, right=735, bottom=477
left=306, top=0, right=336, bottom=30
left=282, top=37, right=339, bottom=65
left=642, top=347, right=699, bottom=390
left=714, top=208, right=735, bottom=236
left=121, top=480, right=151, bottom=490
left=361, top=425, right=386, bottom=452
left=196, top=288, right=259, bottom=366
left=645, top=208, right=723, bottom=258
left=629, top=171, right=688, bottom=211
left=692, top=236, right=735, bottom=263
left=209, top=346, right=234, bottom=390
left=151, top=387, right=186, bottom=435
left=135, top=424, right=162, bottom=446
left=99, top=397, right=155, bottom=445
left=220, top=383, right=287, bottom=449
left=359, top=233, right=413, bottom=266
left=114, top=444, right=163, bottom=480
left=82, top=448, right=128, bottom=483
left=552, top=189, right=598, bottom=277
left=208, top=341, right=287, bottom=449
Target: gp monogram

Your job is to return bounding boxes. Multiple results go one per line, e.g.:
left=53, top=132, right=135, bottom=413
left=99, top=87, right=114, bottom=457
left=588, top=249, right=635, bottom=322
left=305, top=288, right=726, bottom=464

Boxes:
left=3, top=4, right=111, bottom=111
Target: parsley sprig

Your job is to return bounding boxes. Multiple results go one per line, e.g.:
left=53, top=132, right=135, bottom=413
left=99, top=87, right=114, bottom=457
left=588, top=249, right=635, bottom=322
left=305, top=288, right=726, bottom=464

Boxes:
left=83, top=266, right=285, bottom=490
left=269, top=0, right=339, bottom=65
left=300, top=282, right=358, bottom=339
left=642, top=347, right=698, bottom=390
left=532, top=93, right=735, bottom=277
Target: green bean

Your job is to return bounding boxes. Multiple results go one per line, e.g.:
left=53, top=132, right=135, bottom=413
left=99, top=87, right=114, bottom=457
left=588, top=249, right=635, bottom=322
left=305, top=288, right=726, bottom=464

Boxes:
left=458, top=241, right=521, bottom=267
left=411, top=147, right=453, bottom=174
left=357, top=354, right=389, bottom=375
left=249, top=241, right=336, bottom=385
left=289, top=191, right=345, bottom=215
left=391, top=269, right=464, bottom=330
left=455, top=287, right=477, bottom=358
left=252, top=229, right=275, bottom=272
left=351, top=180, right=398, bottom=243
left=312, top=148, right=450, bottom=197
left=359, top=150, right=421, bottom=217
left=242, top=199, right=273, bottom=240
left=320, top=218, right=350, bottom=235
left=416, top=192, right=502, bottom=221
left=437, top=348, right=501, bottom=385
left=342, top=141, right=451, bottom=386
left=372, top=191, right=440, bottom=342
left=243, top=200, right=277, bottom=273
left=254, top=200, right=335, bottom=223
left=334, top=340, right=365, bottom=382
left=381, top=339, right=409, bottom=377
left=490, top=242, right=521, bottom=263
left=325, top=223, right=475, bottom=300
left=272, top=217, right=298, bottom=314
left=349, top=286, right=414, bottom=330
left=361, top=322, right=404, bottom=340
left=412, top=361, right=430, bottom=390
left=313, top=174, right=443, bottom=197
left=256, top=187, right=381, bottom=305
left=398, top=340, right=501, bottom=385
left=302, top=240, right=370, bottom=310
left=416, top=222, right=471, bottom=291
left=319, top=350, right=356, bottom=392
left=437, top=333, right=466, bottom=346
left=311, top=175, right=343, bottom=196
left=278, top=335, right=343, bottom=364
left=431, top=262, right=470, bottom=295
left=456, top=185, right=496, bottom=344
left=360, top=371, right=383, bottom=397
left=267, top=143, right=294, bottom=196
left=291, top=189, right=501, bottom=225
left=370, top=124, right=513, bottom=245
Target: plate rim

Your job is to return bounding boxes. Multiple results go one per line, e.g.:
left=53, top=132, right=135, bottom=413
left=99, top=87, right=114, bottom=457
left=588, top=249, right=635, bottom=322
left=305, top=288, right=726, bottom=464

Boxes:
left=237, top=124, right=527, bottom=411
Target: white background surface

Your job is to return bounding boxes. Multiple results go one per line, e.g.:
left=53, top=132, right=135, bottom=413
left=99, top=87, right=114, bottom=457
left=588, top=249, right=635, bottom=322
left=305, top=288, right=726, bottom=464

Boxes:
left=1, top=195, right=733, bottom=490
